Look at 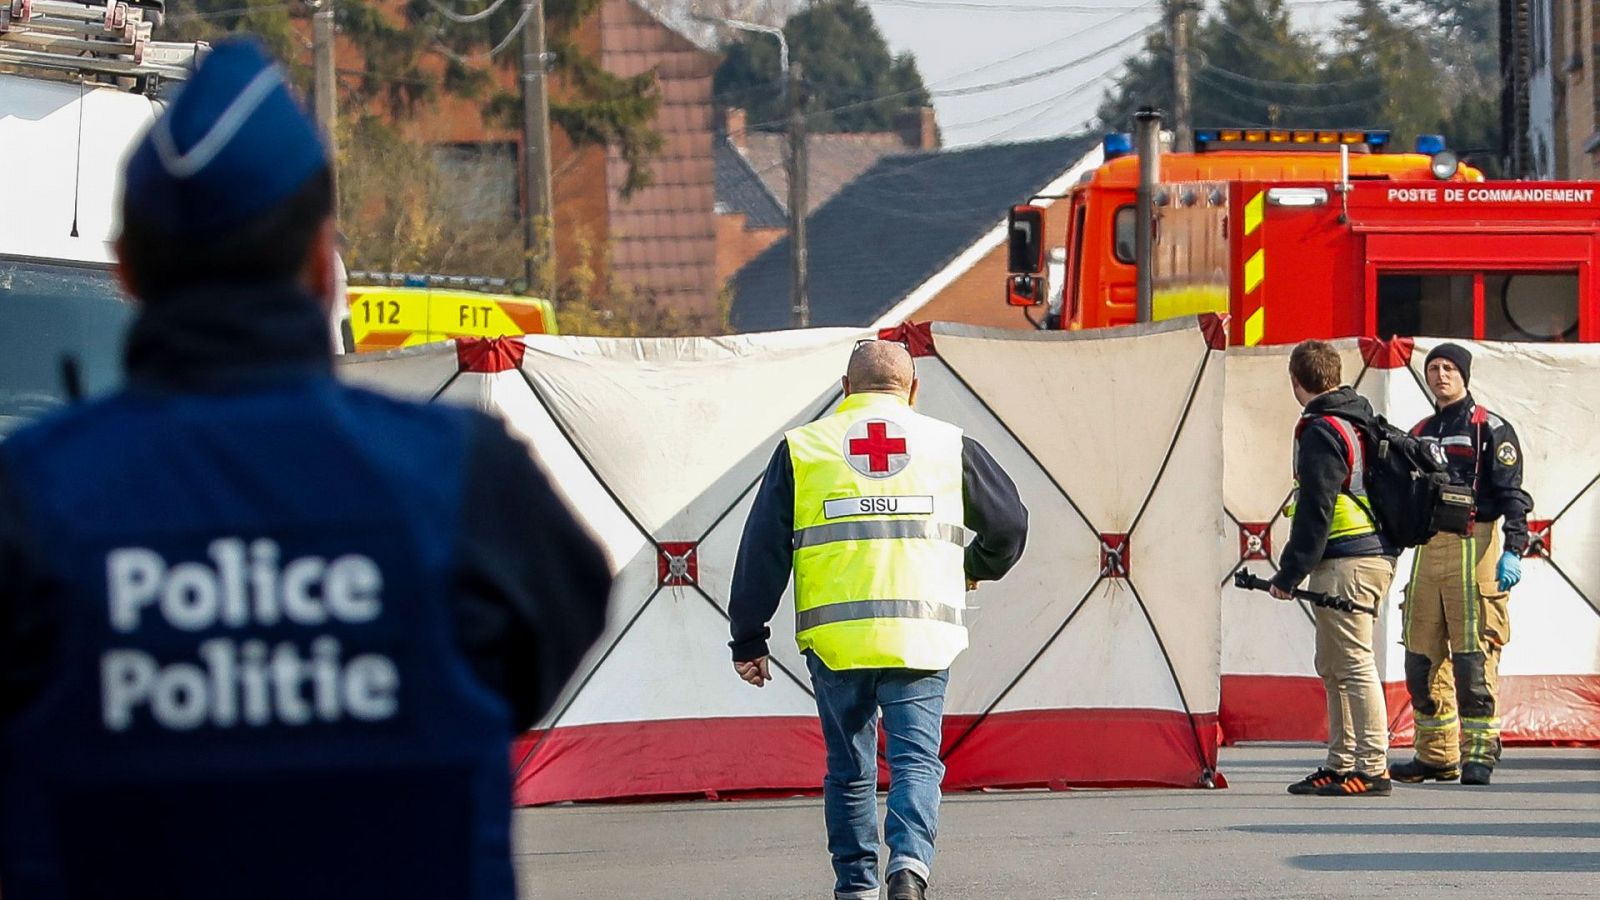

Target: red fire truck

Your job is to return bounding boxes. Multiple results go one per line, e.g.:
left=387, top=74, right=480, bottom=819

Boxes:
left=1006, top=128, right=1599, bottom=344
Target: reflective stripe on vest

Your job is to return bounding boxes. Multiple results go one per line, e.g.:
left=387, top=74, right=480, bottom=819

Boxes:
left=786, top=392, right=968, bottom=671
left=1289, top=414, right=1377, bottom=540
left=793, top=519, right=974, bottom=550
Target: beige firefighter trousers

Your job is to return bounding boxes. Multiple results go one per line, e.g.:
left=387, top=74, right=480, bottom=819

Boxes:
left=1402, top=523, right=1511, bottom=768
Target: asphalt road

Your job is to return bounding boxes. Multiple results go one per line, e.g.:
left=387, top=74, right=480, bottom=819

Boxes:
left=514, top=745, right=1599, bottom=899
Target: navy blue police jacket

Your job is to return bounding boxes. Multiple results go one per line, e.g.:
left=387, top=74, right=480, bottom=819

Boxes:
left=0, top=283, right=610, bottom=900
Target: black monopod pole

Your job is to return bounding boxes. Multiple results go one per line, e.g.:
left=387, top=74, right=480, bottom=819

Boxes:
left=1233, top=570, right=1378, bottom=616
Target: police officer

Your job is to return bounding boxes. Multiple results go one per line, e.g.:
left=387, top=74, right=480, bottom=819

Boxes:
left=1392, top=343, right=1531, bottom=787
left=1270, top=340, right=1397, bottom=797
left=730, top=340, right=1027, bottom=900
left=0, top=41, right=610, bottom=899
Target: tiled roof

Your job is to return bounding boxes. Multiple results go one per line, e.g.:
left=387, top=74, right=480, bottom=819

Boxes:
left=729, top=134, right=1096, bottom=332
left=741, top=131, right=912, bottom=213
left=715, top=135, right=787, bottom=229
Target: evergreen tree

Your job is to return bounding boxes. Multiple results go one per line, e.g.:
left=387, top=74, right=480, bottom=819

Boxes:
left=713, top=0, right=930, bottom=133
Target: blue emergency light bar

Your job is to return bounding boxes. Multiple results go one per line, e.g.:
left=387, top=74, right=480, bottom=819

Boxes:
left=1414, top=134, right=1447, bottom=155
left=1194, top=128, right=1393, bottom=152
left=1103, top=132, right=1134, bottom=160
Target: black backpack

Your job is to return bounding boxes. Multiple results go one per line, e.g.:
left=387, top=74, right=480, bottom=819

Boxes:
left=1316, top=413, right=1472, bottom=548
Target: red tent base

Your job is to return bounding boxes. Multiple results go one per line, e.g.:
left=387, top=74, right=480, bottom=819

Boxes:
left=513, top=708, right=1223, bottom=806
left=1220, top=673, right=1600, bottom=745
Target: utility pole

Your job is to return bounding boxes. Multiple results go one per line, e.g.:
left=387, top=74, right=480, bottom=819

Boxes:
left=521, top=0, right=555, bottom=292
left=787, top=61, right=809, bottom=328
left=1168, top=0, right=1193, bottom=153
left=311, top=0, right=338, bottom=210
left=1133, top=107, right=1161, bottom=324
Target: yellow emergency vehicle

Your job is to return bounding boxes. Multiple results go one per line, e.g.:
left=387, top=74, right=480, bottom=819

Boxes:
left=346, top=274, right=558, bottom=352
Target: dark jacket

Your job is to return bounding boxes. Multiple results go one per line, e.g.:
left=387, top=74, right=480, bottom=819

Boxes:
left=0, top=283, right=610, bottom=900
left=1272, top=387, right=1394, bottom=592
left=728, top=432, right=1028, bottom=662
left=1412, top=393, right=1532, bottom=554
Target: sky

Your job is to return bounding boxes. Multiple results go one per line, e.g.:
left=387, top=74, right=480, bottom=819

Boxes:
left=860, top=0, right=1358, bottom=148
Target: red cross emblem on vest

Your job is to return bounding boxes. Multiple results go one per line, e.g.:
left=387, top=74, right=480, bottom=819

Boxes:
left=844, top=419, right=910, bottom=478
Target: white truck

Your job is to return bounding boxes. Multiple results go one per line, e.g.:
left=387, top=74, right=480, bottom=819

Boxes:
left=0, top=0, right=201, bottom=434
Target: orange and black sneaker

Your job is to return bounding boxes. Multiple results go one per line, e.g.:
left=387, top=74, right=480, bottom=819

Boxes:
left=1286, top=767, right=1344, bottom=795
left=1315, top=770, right=1392, bottom=797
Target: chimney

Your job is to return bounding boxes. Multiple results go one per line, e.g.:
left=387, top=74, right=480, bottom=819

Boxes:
left=722, top=107, right=748, bottom=153
left=895, top=106, right=939, bottom=151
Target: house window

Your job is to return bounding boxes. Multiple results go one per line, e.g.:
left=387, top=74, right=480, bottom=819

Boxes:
left=432, top=142, right=519, bottom=225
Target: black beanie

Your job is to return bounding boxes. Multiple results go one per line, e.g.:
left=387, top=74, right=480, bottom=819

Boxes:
left=1425, top=342, right=1472, bottom=387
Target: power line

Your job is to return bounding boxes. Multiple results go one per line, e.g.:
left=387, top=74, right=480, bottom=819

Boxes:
left=969, top=60, right=1124, bottom=143
left=934, top=23, right=1158, bottom=98
left=429, top=0, right=538, bottom=62
left=929, top=0, right=1157, bottom=91
left=868, top=0, right=1150, bottom=12
left=1196, top=61, right=1380, bottom=91
left=720, top=0, right=1158, bottom=139
left=425, top=0, right=517, bottom=25
left=732, top=17, right=1156, bottom=141
left=1190, top=67, right=1375, bottom=114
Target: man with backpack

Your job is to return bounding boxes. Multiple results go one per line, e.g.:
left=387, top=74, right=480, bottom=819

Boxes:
left=1270, top=340, right=1397, bottom=797
left=1392, top=343, right=1532, bottom=787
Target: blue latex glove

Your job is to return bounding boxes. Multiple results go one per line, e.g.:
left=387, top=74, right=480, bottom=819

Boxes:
left=1496, top=550, right=1522, bottom=592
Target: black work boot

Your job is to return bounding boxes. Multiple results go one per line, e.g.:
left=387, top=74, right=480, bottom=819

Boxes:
left=1461, top=762, right=1493, bottom=786
left=1390, top=758, right=1460, bottom=783
left=886, top=869, right=927, bottom=900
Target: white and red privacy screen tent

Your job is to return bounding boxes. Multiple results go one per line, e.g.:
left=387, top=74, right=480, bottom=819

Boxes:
left=1221, top=337, right=1600, bottom=745
left=339, top=318, right=1227, bottom=804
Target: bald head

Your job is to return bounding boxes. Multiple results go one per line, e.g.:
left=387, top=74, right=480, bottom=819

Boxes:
left=844, top=340, right=916, bottom=399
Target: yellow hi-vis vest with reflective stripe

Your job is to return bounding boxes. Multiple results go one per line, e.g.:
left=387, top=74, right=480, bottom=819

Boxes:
left=786, top=391, right=969, bottom=671
left=1287, top=414, right=1379, bottom=540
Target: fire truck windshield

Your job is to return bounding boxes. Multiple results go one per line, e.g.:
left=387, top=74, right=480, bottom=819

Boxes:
left=0, top=256, right=133, bottom=438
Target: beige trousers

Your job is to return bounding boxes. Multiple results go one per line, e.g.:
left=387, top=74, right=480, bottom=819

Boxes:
left=1308, top=555, right=1397, bottom=775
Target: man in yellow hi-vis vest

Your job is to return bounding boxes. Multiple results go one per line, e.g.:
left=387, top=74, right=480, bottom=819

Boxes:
left=730, top=340, right=1027, bottom=900
left=1269, top=340, right=1398, bottom=797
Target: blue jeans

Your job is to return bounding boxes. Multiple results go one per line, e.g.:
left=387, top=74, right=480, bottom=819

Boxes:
left=806, top=652, right=949, bottom=900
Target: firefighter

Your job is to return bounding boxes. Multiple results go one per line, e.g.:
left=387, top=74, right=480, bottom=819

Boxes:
left=729, top=340, right=1028, bottom=900
left=1392, top=343, right=1531, bottom=787
left=1270, top=340, right=1398, bottom=797
left=0, top=40, right=611, bottom=898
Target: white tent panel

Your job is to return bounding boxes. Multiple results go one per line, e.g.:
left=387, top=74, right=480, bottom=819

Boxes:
left=987, top=582, right=1186, bottom=713
left=1498, top=566, right=1600, bottom=674
left=912, top=359, right=1105, bottom=709
left=483, top=371, right=648, bottom=574
left=557, top=587, right=818, bottom=726
left=517, top=331, right=861, bottom=535
left=694, top=488, right=810, bottom=688
left=1222, top=593, right=1316, bottom=675
left=1222, top=344, right=1359, bottom=517
left=1544, top=480, right=1600, bottom=618
left=337, top=341, right=461, bottom=399
left=1127, top=351, right=1225, bottom=712
left=931, top=322, right=1204, bottom=530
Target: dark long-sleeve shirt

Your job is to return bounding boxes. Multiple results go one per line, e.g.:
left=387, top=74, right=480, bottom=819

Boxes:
left=728, top=434, right=1028, bottom=662
left=1412, top=393, right=1532, bottom=555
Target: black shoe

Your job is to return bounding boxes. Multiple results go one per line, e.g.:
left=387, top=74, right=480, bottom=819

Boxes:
left=1461, top=762, right=1493, bottom=785
left=886, top=869, right=927, bottom=900
left=1390, top=758, right=1460, bottom=783
left=1314, top=770, right=1392, bottom=796
left=1287, top=767, right=1345, bottom=795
